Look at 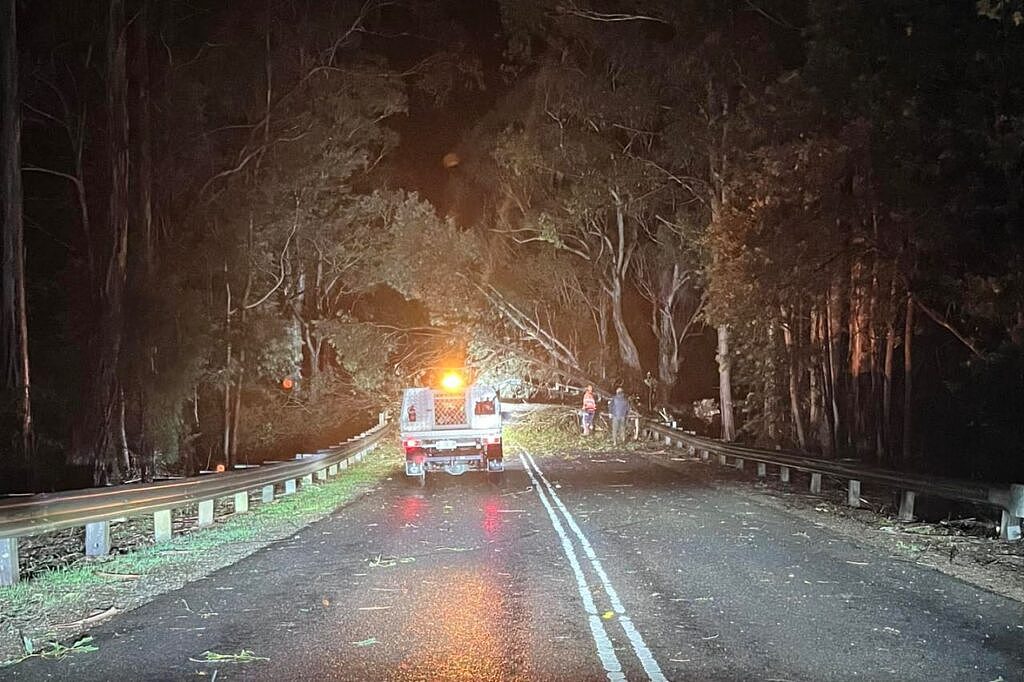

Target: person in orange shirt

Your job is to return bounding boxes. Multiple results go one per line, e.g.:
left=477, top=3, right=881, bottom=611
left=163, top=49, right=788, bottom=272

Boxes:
left=582, top=385, right=597, bottom=435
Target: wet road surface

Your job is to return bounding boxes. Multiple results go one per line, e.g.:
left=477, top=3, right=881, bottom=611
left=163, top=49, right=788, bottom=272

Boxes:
left=6, top=447, right=1024, bottom=681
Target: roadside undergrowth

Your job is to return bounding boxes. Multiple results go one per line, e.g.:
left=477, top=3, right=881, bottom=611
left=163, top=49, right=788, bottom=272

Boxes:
left=503, top=407, right=646, bottom=457
left=0, top=442, right=401, bottom=662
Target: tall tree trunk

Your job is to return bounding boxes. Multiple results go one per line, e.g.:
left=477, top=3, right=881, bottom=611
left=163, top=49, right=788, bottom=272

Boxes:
left=222, top=274, right=233, bottom=468
left=608, top=276, right=641, bottom=371
left=763, top=322, right=779, bottom=443
left=1, top=0, right=33, bottom=480
left=606, top=199, right=641, bottom=371
left=901, top=293, right=914, bottom=465
left=880, top=278, right=898, bottom=463
left=782, top=307, right=807, bottom=449
left=717, top=324, right=736, bottom=441
left=71, top=0, right=130, bottom=484
left=131, top=0, right=156, bottom=480
left=656, top=303, right=678, bottom=403
left=117, top=387, right=131, bottom=475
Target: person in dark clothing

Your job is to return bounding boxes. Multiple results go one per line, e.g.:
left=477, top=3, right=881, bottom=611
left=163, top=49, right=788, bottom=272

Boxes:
left=609, top=387, right=630, bottom=445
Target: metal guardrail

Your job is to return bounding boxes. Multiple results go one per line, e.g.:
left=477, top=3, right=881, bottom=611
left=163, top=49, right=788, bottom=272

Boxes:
left=0, top=419, right=388, bottom=586
left=548, top=383, right=1024, bottom=541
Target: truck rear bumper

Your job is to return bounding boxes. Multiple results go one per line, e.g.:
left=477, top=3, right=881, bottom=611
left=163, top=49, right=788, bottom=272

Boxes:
left=405, top=452, right=504, bottom=476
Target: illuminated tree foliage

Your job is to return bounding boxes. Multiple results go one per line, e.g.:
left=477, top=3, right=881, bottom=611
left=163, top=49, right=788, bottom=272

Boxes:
left=4, top=0, right=1024, bottom=490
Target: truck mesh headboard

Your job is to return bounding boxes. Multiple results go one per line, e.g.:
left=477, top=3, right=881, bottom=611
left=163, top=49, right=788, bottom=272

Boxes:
left=434, top=394, right=466, bottom=426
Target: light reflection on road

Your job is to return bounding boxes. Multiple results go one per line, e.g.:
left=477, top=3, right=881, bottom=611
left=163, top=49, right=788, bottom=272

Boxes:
left=394, top=567, right=529, bottom=681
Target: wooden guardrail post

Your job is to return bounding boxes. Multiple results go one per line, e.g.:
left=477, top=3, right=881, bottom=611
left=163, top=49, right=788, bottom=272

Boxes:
left=734, top=458, right=744, bottom=470
left=284, top=479, right=297, bottom=495
left=847, top=480, right=861, bottom=508
left=316, top=469, right=327, bottom=481
left=328, top=464, right=338, bottom=476
left=85, top=521, right=111, bottom=557
left=301, top=474, right=314, bottom=486
left=261, top=484, right=274, bottom=503
left=757, top=462, right=766, bottom=478
left=234, top=491, right=249, bottom=513
left=898, top=491, right=916, bottom=522
left=718, top=454, right=728, bottom=466
left=198, top=500, right=214, bottom=527
left=810, top=473, right=822, bottom=494
left=154, top=510, right=172, bottom=543
left=0, top=537, right=20, bottom=586
left=780, top=466, right=790, bottom=483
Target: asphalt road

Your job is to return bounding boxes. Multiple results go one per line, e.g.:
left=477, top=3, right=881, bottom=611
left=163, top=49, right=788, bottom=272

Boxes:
left=6, top=447, right=1024, bottom=681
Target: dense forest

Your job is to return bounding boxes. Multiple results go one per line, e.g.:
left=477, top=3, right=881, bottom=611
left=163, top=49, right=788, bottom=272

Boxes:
left=2, top=0, right=1023, bottom=492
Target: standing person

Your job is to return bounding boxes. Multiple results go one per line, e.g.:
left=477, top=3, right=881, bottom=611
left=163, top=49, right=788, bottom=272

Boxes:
left=643, top=371, right=657, bottom=412
left=609, top=387, right=630, bottom=445
left=582, top=385, right=597, bottom=435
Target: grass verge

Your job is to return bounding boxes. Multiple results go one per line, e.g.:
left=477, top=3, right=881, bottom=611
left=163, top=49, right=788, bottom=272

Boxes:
left=0, top=442, right=401, bottom=662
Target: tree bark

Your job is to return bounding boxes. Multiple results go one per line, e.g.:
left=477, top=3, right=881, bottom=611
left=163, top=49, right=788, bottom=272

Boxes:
left=717, top=324, right=735, bottom=441
left=1, top=0, right=33, bottom=478
left=901, top=293, right=914, bottom=465
left=781, top=307, right=807, bottom=449
left=607, top=201, right=641, bottom=371
left=881, top=278, right=898, bottom=463
left=70, top=0, right=130, bottom=484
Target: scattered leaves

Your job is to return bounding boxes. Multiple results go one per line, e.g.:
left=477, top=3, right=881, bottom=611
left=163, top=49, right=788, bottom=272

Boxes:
left=189, top=650, right=269, bottom=664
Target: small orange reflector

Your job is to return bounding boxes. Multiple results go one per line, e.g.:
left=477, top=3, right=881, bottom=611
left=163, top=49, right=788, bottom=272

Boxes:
left=281, top=377, right=294, bottom=390
left=215, top=464, right=226, bottom=473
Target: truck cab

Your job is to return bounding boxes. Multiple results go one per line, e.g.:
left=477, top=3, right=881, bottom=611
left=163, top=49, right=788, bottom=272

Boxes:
left=399, top=380, right=503, bottom=486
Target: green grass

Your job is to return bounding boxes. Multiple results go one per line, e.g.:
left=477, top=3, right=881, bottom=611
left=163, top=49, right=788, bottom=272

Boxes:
left=0, top=444, right=400, bottom=627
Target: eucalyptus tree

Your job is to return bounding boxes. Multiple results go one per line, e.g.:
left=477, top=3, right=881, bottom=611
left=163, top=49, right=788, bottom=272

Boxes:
left=1, top=0, right=32, bottom=482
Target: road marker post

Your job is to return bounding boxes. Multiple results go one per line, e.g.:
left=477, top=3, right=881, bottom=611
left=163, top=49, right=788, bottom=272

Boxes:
left=848, top=480, right=862, bottom=508
left=198, top=500, right=214, bottom=527
left=898, top=491, right=916, bottom=522
left=0, top=537, right=19, bottom=586
left=85, top=521, right=111, bottom=557
left=154, top=510, right=172, bottom=543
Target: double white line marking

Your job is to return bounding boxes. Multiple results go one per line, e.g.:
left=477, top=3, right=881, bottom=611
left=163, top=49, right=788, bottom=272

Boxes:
left=520, top=451, right=667, bottom=682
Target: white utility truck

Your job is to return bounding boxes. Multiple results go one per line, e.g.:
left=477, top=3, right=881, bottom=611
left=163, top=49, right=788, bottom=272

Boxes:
left=399, top=374, right=503, bottom=486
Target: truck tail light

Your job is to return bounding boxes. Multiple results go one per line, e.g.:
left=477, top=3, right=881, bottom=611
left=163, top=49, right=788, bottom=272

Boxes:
left=403, top=438, right=421, bottom=450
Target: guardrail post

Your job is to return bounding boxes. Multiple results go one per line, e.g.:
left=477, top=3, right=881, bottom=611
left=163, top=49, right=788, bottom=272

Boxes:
left=154, top=509, right=172, bottom=543
left=687, top=445, right=696, bottom=457
left=718, top=454, right=727, bottom=466
left=284, top=479, right=297, bottom=495
left=328, top=464, right=338, bottom=477
left=847, top=480, right=861, bottom=508
left=198, top=500, right=214, bottom=527
left=898, top=491, right=916, bottom=522
left=1000, top=510, right=1021, bottom=541
left=316, top=469, right=327, bottom=481
left=757, top=462, right=766, bottom=478
left=780, top=466, right=790, bottom=483
left=664, top=435, right=672, bottom=446
left=302, top=473, right=314, bottom=486
left=85, top=521, right=111, bottom=557
left=734, top=458, right=744, bottom=470
left=633, top=416, right=640, bottom=440
left=234, top=491, right=249, bottom=513
left=261, top=484, right=275, bottom=503
left=339, top=459, right=348, bottom=470
left=701, top=449, right=709, bottom=462
left=810, top=473, right=822, bottom=494
left=0, top=537, right=20, bottom=586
